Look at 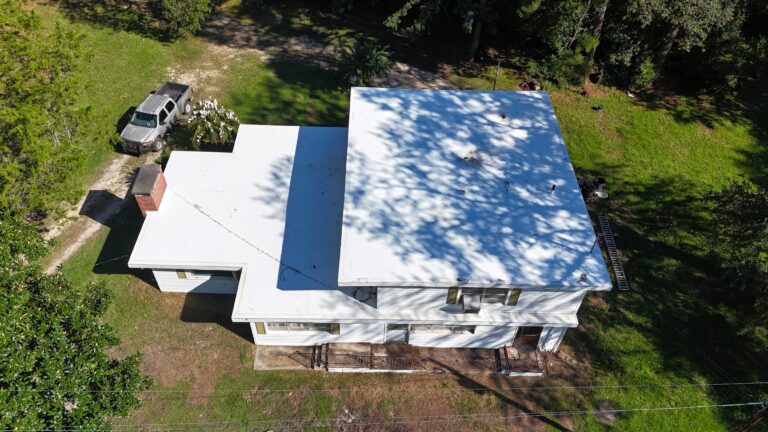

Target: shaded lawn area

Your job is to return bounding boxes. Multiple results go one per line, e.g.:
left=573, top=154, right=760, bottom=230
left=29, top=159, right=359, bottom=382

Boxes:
left=217, top=0, right=469, bottom=70
left=216, top=58, right=350, bottom=126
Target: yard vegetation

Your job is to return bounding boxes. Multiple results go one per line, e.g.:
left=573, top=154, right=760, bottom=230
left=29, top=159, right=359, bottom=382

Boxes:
left=2, top=0, right=768, bottom=430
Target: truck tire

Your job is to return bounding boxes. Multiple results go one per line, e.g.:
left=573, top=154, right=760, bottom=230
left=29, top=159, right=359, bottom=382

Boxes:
left=184, top=100, right=192, bottom=114
left=152, top=138, right=165, bottom=152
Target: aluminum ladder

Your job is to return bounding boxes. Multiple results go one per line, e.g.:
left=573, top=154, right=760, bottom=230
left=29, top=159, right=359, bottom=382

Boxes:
left=598, top=212, right=629, bottom=291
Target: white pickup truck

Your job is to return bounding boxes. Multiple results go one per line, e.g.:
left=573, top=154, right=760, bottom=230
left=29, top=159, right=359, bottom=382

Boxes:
left=120, top=82, right=193, bottom=154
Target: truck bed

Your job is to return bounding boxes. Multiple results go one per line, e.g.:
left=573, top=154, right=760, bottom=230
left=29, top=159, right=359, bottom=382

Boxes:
left=156, top=82, right=191, bottom=103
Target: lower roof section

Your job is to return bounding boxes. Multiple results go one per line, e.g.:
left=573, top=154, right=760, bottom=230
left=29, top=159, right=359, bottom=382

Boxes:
left=128, top=125, right=354, bottom=320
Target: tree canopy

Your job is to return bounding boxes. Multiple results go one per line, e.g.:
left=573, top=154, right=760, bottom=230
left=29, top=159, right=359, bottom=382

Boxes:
left=0, top=3, right=148, bottom=428
left=0, top=217, right=149, bottom=430
left=0, top=0, right=89, bottom=218
left=333, top=0, right=767, bottom=91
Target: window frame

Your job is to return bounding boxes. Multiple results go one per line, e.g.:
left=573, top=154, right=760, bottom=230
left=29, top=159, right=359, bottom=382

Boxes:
left=265, top=322, right=340, bottom=334
left=410, top=324, right=476, bottom=335
left=175, top=270, right=234, bottom=280
left=457, top=287, right=523, bottom=306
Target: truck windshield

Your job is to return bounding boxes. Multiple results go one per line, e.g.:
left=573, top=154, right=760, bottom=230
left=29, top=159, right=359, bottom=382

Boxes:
left=129, top=112, right=157, bottom=128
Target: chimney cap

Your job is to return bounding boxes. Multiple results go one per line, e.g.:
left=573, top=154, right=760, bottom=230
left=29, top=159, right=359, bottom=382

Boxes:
left=132, top=164, right=163, bottom=196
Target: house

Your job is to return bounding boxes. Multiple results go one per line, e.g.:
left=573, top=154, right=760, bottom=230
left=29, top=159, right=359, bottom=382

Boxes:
left=128, top=88, right=612, bottom=354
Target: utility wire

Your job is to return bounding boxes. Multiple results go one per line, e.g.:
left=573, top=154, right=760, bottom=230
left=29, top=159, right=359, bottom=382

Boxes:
left=7, top=400, right=766, bottom=431
left=4, top=380, right=768, bottom=394
left=169, top=189, right=336, bottom=290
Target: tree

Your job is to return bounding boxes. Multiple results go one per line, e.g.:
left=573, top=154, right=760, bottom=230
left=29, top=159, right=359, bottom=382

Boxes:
left=160, top=0, right=213, bottom=36
left=0, top=1, right=89, bottom=218
left=384, top=0, right=496, bottom=61
left=708, top=181, right=768, bottom=352
left=611, top=0, right=738, bottom=81
left=0, top=217, right=149, bottom=429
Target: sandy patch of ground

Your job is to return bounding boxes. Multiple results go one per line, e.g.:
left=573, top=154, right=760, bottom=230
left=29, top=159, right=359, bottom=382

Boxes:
left=372, top=62, right=456, bottom=90
left=165, top=43, right=267, bottom=96
left=44, top=152, right=154, bottom=273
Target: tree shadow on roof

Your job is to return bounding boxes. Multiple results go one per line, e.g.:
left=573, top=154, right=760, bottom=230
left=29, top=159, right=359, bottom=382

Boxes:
left=335, top=89, right=605, bottom=287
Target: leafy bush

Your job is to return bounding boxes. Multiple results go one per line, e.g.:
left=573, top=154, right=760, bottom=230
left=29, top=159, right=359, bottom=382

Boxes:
left=544, top=33, right=597, bottom=85
left=160, top=0, right=212, bottom=36
left=187, top=99, right=240, bottom=149
left=630, top=58, right=655, bottom=91
left=342, top=40, right=392, bottom=86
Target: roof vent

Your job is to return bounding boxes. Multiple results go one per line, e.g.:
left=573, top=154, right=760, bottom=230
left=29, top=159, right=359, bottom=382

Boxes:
left=462, top=149, right=484, bottom=165
left=131, top=164, right=166, bottom=217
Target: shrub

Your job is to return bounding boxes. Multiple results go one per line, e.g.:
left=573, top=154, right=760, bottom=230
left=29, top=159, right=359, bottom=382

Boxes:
left=187, top=99, right=240, bottom=149
left=160, top=0, right=212, bottom=36
left=630, top=58, right=655, bottom=91
left=544, top=33, right=597, bottom=86
left=342, top=40, right=392, bottom=86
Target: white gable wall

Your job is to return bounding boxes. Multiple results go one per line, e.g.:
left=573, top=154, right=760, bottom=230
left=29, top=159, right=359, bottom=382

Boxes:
left=152, top=269, right=238, bottom=294
left=377, top=287, right=448, bottom=310
left=252, top=322, right=385, bottom=346
left=377, top=286, right=587, bottom=314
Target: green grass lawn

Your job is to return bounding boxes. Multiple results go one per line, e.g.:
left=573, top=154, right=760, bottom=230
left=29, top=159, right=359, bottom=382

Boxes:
left=32, top=3, right=206, bottom=187
left=450, top=69, right=768, bottom=430
left=47, top=1, right=768, bottom=430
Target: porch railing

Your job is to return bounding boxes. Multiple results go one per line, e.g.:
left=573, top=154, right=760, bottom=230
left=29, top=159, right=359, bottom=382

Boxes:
left=292, top=350, right=418, bottom=371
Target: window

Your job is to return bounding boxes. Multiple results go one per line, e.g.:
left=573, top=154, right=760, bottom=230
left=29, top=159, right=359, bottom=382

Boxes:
left=459, top=288, right=522, bottom=306
left=164, top=101, right=175, bottom=112
left=410, top=324, right=475, bottom=334
left=507, top=288, right=522, bottom=306
left=175, top=270, right=233, bottom=280
left=129, top=111, right=157, bottom=128
left=446, top=287, right=459, bottom=304
left=266, top=322, right=339, bottom=334
left=158, top=109, right=168, bottom=124
left=254, top=322, right=266, bottom=335
left=482, top=288, right=508, bottom=304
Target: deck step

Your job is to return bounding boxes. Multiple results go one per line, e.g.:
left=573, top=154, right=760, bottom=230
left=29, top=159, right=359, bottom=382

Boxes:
left=597, top=213, right=630, bottom=291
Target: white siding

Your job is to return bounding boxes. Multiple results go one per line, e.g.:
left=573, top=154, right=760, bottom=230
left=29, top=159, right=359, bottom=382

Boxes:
left=249, top=321, right=569, bottom=350
left=408, top=325, right=518, bottom=348
left=538, top=326, right=567, bottom=352
left=377, top=287, right=449, bottom=310
left=513, top=289, right=586, bottom=313
left=153, top=269, right=238, bottom=294
left=378, top=287, right=587, bottom=315
left=251, top=323, right=385, bottom=346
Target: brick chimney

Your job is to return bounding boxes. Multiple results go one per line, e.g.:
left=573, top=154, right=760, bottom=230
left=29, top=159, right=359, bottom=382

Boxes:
left=131, top=164, right=166, bottom=217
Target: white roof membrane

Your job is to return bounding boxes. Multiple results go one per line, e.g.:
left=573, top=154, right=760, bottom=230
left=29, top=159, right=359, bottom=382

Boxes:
left=339, top=88, right=611, bottom=290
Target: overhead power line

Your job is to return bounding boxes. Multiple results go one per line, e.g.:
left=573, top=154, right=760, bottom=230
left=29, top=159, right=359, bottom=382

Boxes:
left=4, top=380, right=768, bottom=394
left=5, top=400, right=765, bottom=431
